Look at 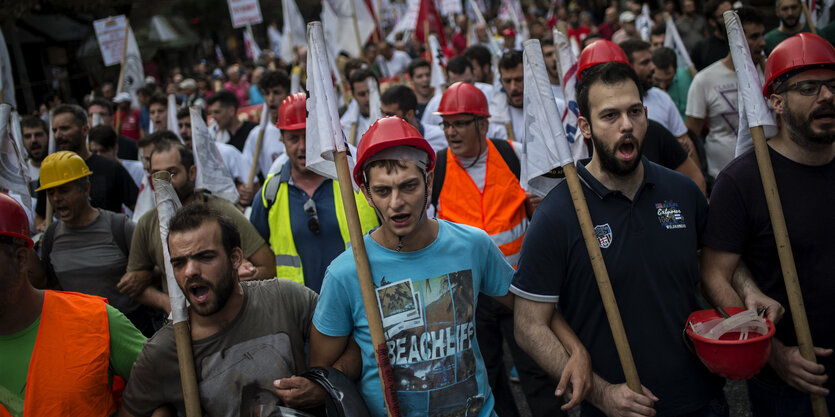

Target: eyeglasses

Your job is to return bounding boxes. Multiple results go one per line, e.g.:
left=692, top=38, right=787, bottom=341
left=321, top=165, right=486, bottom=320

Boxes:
left=440, top=118, right=476, bottom=131
left=777, top=79, right=835, bottom=96
left=304, top=199, right=320, bottom=235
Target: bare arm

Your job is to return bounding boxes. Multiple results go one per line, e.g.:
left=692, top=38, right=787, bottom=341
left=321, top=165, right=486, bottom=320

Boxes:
left=676, top=133, right=702, bottom=169
left=136, top=287, right=171, bottom=315
left=247, top=244, right=277, bottom=281
left=684, top=116, right=704, bottom=139
left=675, top=157, right=707, bottom=196
left=28, top=248, right=49, bottom=288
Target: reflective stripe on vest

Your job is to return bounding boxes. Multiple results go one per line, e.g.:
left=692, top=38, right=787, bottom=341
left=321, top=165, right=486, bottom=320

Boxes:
left=264, top=175, right=379, bottom=285
left=437, top=140, right=528, bottom=266
left=22, top=291, right=117, bottom=416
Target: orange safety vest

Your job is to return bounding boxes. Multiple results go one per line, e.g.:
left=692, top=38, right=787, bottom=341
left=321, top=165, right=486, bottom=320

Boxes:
left=437, top=140, right=528, bottom=266
left=0, top=291, right=118, bottom=417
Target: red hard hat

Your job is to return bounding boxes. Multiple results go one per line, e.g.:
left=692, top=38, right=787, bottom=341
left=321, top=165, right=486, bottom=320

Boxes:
left=685, top=307, right=776, bottom=380
left=763, top=32, right=835, bottom=96
left=435, top=82, right=490, bottom=118
left=353, top=116, right=436, bottom=187
left=577, top=39, right=631, bottom=81
left=277, top=92, right=306, bottom=130
left=0, top=192, right=33, bottom=249
left=502, top=28, right=516, bottom=37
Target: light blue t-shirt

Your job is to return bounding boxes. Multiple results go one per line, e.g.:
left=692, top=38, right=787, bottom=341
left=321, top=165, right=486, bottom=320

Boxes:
left=314, top=220, right=513, bottom=417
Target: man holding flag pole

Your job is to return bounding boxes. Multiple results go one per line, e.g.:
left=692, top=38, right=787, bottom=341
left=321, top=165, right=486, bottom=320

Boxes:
left=512, top=40, right=726, bottom=417
left=701, top=27, right=835, bottom=416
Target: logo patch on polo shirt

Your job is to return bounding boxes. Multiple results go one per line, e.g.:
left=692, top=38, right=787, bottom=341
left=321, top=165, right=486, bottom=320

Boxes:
left=656, top=201, right=686, bottom=229
left=594, top=223, right=612, bottom=248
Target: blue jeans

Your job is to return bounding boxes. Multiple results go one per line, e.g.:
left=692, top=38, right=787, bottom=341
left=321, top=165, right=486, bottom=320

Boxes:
left=747, top=375, right=835, bottom=417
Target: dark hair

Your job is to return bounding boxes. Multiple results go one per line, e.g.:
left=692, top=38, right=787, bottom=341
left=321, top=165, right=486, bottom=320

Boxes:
left=20, top=115, right=47, bottom=133
left=87, top=98, right=114, bottom=115
left=349, top=68, right=377, bottom=90
left=619, top=39, right=651, bottom=63
left=137, top=130, right=180, bottom=149
left=576, top=62, right=645, bottom=119
left=736, top=6, right=765, bottom=26
left=498, top=50, right=523, bottom=73
left=150, top=140, right=194, bottom=171
left=88, top=125, right=118, bottom=150
left=380, top=85, right=417, bottom=113
left=137, top=85, right=155, bottom=97
left=206, top=90, right=239, bottom=110
left=463, top=45, right=492, bottom=68
left=259, top=69, right=291, bottom=92
left=168, top=204, right=241, bottom=257
left=446, top=56, right=473, bottom=76
left=704, top=0, right=731, bottom=20
left=651, top=24, right=667, bottom=37
left=343, top=58, right=367, bottom=82
left=582, top=33, right=605, bottom=49
left=178, top=106, right=205, bottom=121
left=148, top=93, right=168, bottom=108
left=407, top=58, right=430, bottom=78
left=652, top=47, right=678, bottom=69
left=51, top=104, right=87, bottom=127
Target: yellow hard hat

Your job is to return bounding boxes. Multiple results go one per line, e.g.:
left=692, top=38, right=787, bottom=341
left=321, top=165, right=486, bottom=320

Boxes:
left=36, top=151, right=93, bottom=191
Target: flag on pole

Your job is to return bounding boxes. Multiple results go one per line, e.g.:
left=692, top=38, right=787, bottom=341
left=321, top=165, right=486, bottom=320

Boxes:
left=281, top=0, right=307, bottom=62
left=10, top=111, right=24, bottom=163
left=367, top=77, right=382, bottom=124
left=117, top=25, right=145, bottom=106
left=468, top=0, right=501, bottom=55
left=132, top=175, right=155, bottom=222
left=167, top=94, right=183, bottom=142
left=428, top=34, right=447, bottom=92
left=810, top=0, right=834, bottom=30
left=521, top=40, right=574, bottom=197
left=305, top=21, right=355, bottom=184
left=415, top=0, right=447, bottom=47
left=663, top=16, right=695, bottom=72
left=0, top=29, right=16, bottom=108
left=0, top=104, right=32, bottom=211
left=553, top=30, right=588, bottom=161
left=322, top=0, right=376, bottom=62
left=498, top=0, right=529, bottom=42
left=268, top=24, right=283, bottom=57
left=637, top=4, right=652, bottom=41
left=724, top=11, right=776, bottom=157
left=387, top=0, right=420, bottom=43
left=151, top=175, right=188, bottom=323
left=440, top=0, right=463, bottom=16
left=244, top=24, right=263, bottom=61
left=190, top=107, right=240, bottom=203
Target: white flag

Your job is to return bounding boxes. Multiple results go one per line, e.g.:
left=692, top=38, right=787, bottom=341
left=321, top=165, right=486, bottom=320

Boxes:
left=810, top=0, right=834, bottom=30
left=190, top=107, right=240, bottom=203
left=468, top=0, right=502, bottom=54
left=306, top=21, right=354, bottom=184
left=521, top=40, right=573, bottom=197
left=117, top=26, right=145, bottom=106
left=498, top=0, right=528, bottom=42
left=151, top=175, right=188, bottom=324
left=664, top=16, right=695, bottom=71
left=368, top=77, right=382, bottom=124
left=0, top=104, right=31, bottom=211
left=637, top=4, right=652, bottom=41
left=440, top=0, right=463, bottom=16
left=388, top=0, right=420, bottom=43
left=281, top=0, right=307, bottom=61
left=324, top=0, right=377, bottom=58
left=290, top=70, right=302, bottom=94
left=0, top=29, right=16, bottom=108
left=244, top=24, right=263, bottom=61
left=268, top=25, right=283, bottom=57
left=10, top=111, right=24, bottom=163
left=132, top=175, right=155, bottom=222
left=554, top=30, right=588, bottom=161
left=428, top=35, right=447, bottom=92
left=167, top=94, right=183, bottom=142
left=724, top=11, right=777, bottom=157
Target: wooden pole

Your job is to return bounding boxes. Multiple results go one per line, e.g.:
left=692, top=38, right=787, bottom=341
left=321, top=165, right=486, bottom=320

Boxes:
left=749, top=125, right=828, bottom=416
left=423, top=21, right=431, bottom=59
left=350, top=0, right=364, bottom=54
left=246, top=126, right=266, bottom=189
left=152, top=171, right=203, bottom=417
left=504, top=123, right=515, bottom=141
left=349, top=122, right=359, bottom=146
left=45, top=201, right=54, bottom=227
left=117, top=19, right=131, bottom=94
left=333, top=151, right=401, bottom=417
left=563, top=162, right=643, bottom=394
left=802, top=1, right=818, bottom=34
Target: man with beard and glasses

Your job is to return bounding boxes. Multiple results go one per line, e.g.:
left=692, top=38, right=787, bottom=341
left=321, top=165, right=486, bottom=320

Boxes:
left=250, top=93, right=378, bottom=294
left=119, top=204, right=331, bottom=416
left=701, top=33, right=835, bottom=416
left=512, top=61, right=727, bottom=417
left=687, top=7, right=766, bottom=182
left=764, top=0, right=810, bottom=55
left=123, top=141, right=275, bottom=316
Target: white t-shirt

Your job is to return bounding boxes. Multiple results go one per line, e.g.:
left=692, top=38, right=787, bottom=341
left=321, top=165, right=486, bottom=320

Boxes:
left=420, top=93, right=443, bottom=128
left=644, top=87, right=687, bottom=137
left=27, top=160, right=39, bottom=182
left=475, top=82, right=494, bottom=101
left=377, top=50, right=412, bottom=77
left=686, top=60, right=756, bottom=178
left=340, top=99, right=372, bottom=146
left=242, top=124, right=285, bottom=180
left=121, top=159, right=145, bottom=187
left=421, top=122, right=448, bottom=152
left=216, top=142, right=247, bottom=183
left=487, top=97, right=566, bottom=142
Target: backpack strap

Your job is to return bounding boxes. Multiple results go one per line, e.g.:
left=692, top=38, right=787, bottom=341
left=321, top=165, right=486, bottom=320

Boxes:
left=431, top=148, right=448, bottom=210
left=263, top=173, right=283, bottom=211
left=107, top=211, right=131, bottom=257
left=490, top=139, right=521, bottom=180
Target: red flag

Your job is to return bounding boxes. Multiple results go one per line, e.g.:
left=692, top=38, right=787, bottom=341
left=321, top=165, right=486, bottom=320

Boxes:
left=364, top=0, right=382, bottom=42
left=415, top=0, right=447, bottom=47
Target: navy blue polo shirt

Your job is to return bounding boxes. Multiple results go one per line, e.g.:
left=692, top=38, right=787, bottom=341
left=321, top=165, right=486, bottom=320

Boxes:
left=250, top=161, right=347, bottom=293
left=511, top=157, right=721, bottom=416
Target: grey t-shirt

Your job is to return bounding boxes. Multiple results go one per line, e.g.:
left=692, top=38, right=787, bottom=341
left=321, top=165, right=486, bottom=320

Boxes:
left=122, top=278, right=318, bottom=417
left=48, top=209, right=138, bottom=314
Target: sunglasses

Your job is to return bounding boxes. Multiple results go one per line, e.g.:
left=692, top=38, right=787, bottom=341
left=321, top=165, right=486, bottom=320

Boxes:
left=304, top=199, right=320, bottom=235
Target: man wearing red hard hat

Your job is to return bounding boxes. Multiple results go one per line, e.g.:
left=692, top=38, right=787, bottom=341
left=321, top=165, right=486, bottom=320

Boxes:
left=306, top=116, right=587, bottom=417
left=249, top=92, right=378, bottom=294
left=702, top=32, right=835, bottom=416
